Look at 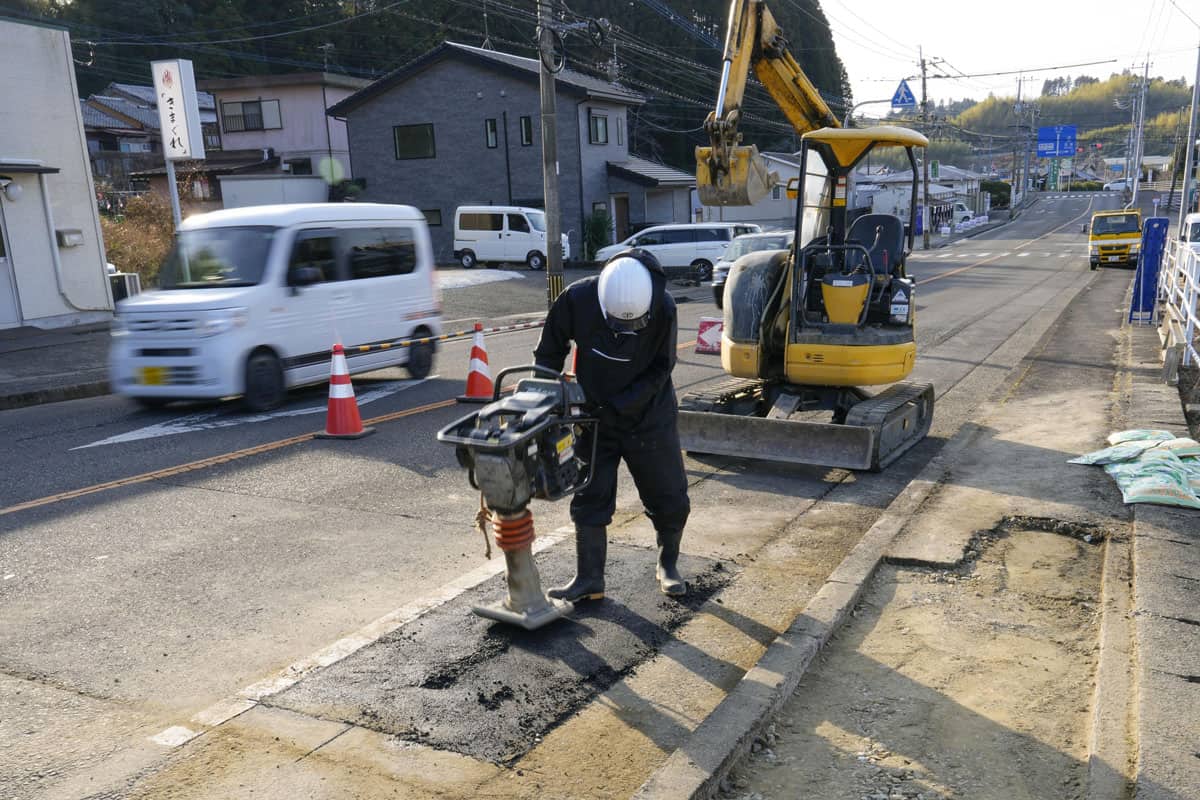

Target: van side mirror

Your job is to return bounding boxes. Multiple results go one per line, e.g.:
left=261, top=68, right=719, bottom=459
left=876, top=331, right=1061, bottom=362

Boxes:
left=289, top=266, right=323, bottom=287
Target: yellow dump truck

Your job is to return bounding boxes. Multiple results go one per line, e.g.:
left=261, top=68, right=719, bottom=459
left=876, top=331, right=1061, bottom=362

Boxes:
left=1088, top=209, right=1142, bottom=270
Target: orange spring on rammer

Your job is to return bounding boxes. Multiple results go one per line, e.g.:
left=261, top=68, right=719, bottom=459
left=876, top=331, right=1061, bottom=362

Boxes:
left=492, top=510, right=535, bottom=552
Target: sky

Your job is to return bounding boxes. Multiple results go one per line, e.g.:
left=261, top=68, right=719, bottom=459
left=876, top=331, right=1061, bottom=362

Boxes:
left=822, top=0, right=1200, bottom=113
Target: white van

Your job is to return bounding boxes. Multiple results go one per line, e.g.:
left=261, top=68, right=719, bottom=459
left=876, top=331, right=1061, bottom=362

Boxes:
left=1181, top=212, right=1200, bottom=252
left=952, top=202, right=974, bottom=223
left=453, top=205, right=569, bottom=270
left=594, top=222, right=761, bottom=278
left=109, top=203, right=442, bottom=411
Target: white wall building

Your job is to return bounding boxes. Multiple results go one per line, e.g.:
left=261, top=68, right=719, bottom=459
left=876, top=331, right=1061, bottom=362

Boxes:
left=0, top=17, right=112, bottom=329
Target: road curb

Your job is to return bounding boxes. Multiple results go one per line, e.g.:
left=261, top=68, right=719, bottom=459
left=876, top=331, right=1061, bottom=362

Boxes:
left=633, top=426, right=983, bottom=800
left=0, top=380, right=110, bottom=411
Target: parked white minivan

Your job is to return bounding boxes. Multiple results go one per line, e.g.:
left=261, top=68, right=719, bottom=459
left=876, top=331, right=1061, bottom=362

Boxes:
left=594, top=222, right=761, bottom=278
left=453, top=205, right=569, bottom=270
left=109, top=203, right=442, bottom=411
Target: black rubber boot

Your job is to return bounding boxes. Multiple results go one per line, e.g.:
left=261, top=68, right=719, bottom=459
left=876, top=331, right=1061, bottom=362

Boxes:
left=656, top=528, right=688, bottom=596
left=548, top=525, right=607, bottom=602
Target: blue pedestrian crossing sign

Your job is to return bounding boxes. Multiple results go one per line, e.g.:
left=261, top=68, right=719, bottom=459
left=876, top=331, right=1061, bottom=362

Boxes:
left=891, top=79, right=917, bottom=109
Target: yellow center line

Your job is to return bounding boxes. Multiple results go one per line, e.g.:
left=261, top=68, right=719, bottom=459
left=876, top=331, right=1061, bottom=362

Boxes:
left=5, top=335, right=698, bottom=516
left=1, top=398, right=461, bottom=518
left=916, top=199, right=1096, bottom=287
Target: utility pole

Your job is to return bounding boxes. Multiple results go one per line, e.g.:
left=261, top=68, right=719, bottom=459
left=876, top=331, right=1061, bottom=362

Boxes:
left=1025, top=103, right=1038, bottom=199
left=1010, top=79, right=1022, bottom=218
left=1179, top=40, right=1200, bottom=226
left=537, top=0, right=564, bottom=307
left=920, top=47, right=930, bottom=249
left=1131, top=63, right=1149, bottom=207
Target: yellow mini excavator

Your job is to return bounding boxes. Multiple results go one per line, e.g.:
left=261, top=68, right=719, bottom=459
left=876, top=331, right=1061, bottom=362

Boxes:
left=679, top=0, right=934, bottom=471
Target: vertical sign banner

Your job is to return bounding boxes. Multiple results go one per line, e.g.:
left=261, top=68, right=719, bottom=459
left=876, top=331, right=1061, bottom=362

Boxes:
left=1129, top=217, right=1169, bottom=324
left=151, top=59, right=205, bottom=161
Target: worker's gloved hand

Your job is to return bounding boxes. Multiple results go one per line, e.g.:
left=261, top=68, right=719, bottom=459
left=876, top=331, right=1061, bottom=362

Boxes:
left=586, top=402, right=618, bottom=427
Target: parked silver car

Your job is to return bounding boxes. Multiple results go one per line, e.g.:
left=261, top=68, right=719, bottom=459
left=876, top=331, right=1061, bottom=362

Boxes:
left=711, top=230, right=795, bottom=308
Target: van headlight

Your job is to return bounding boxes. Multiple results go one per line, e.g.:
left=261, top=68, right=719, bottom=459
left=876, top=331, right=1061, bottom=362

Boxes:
left=199, top=308, right=249, bottom=337
left=1089, top=244, right=1099, bottom=254
left=1129, top=242, right=1141, bottom=253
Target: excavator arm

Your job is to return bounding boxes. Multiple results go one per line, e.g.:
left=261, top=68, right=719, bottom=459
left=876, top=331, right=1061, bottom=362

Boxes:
left=698, top=0, right=841, bottom=206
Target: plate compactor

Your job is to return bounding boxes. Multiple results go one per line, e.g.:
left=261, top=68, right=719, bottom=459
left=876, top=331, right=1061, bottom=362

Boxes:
left=437, top=366, right=598, bottom=630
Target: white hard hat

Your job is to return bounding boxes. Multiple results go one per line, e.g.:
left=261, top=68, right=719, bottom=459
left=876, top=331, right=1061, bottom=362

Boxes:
left=598, top=256, right=653, bottom=331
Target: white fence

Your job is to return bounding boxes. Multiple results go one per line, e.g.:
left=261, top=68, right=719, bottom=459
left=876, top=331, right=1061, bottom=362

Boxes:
left=1158, top=238, right=1200, bottom=375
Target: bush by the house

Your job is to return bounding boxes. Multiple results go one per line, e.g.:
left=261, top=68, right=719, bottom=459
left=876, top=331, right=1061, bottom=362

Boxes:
left=584, top=208, right=614, bottom=262
left=981, top=179, right=1011, bottom=209
left=100, top=193, right=174, bottom=286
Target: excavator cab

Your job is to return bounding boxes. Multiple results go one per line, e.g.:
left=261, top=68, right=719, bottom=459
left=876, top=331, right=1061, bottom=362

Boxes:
left=683, top=126, right=934, bottom=471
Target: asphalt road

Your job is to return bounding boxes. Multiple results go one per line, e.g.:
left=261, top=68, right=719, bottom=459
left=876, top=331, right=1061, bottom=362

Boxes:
left=0, top=193, right=1131, bottom=798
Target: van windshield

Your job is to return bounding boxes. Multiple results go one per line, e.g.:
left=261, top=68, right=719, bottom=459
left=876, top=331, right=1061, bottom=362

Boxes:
left=526, top=211, right=547, bottom=232
left=1188, top=224, right=1200, bottom=243
left=158, top=226, right=276, bottom=289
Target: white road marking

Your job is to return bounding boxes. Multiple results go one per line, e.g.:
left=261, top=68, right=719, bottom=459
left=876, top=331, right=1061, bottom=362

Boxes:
left=150, top=726, right=199, bottom=748
left=1018, top=252, right=1032, bottom=258
left=974, top=252, right=991, bottom=258
left=3, top=574, right=14, bottom=580
left=436, top=269, right=527, bottom=290
left=995, top=252, right=1010, bottom=258
left=146, top=525, right=574, bottom=747
left=937, top=253, right=954, bottom=258
left=74, top=378, right=433, bottom=450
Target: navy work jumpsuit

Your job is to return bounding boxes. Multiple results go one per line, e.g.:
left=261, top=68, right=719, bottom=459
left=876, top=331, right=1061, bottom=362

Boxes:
left=533, top=252, right=691, bottom=534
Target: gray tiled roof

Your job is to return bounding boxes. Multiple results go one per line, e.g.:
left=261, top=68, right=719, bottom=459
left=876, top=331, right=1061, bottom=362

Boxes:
left=80, top=101, right=137, bottom=130
left=108, top=82, right=216, bottom=110
left=328, top=41, right=644, bottom=117
left=87, top=96, right=161, bottom=130
left=608, top=156, right=694, bottom=187
left=445, top=43, right=643, bottom=104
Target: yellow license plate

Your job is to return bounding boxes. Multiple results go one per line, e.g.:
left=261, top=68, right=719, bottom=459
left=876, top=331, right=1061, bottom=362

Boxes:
left=139, top=366, right=167, bottom=385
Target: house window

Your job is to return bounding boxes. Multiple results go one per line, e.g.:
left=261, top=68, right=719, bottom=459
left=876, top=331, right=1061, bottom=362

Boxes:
left=520, top=115, right=533, bottom=146
left=617, top=117, right=624, bottom=146
left=285, top=158, right=313, bottom=175
left=393, top=123, right=436, bottom=160
left=485, top=118, right=498, bottom=149
left=221, top=99, right=282, bottom=133
left=588, top=109, right=608, bottom=145
left=423, top=209, right=442, bottom=226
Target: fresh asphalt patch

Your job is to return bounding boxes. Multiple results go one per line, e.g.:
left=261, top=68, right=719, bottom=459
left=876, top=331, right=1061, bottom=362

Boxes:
left=268, top=543, right=735, bottom=763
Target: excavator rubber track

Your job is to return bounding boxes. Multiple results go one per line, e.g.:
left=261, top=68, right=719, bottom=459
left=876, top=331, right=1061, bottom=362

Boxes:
left=677, top=380, right=933, bottom=471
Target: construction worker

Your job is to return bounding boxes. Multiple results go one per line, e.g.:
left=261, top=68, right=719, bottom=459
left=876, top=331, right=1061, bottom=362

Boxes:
left=533, top=249, right=690, bottom=600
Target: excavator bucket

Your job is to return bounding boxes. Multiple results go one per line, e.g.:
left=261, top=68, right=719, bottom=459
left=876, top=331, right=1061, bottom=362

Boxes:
left=695, top=144, right=778, bottom=206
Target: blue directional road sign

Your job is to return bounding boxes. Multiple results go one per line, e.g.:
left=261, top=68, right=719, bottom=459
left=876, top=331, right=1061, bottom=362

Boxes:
left=1037, top=125, right=1077, bottom=158
left=891, top=79, right=917, bottom=109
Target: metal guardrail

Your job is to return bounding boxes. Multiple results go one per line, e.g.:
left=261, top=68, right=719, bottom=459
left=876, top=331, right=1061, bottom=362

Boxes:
left=1157, top=238, right=1200, bottom=371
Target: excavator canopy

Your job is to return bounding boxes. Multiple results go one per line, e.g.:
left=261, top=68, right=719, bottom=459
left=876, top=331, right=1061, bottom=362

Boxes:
left=801, top=126, right=929, bottom=169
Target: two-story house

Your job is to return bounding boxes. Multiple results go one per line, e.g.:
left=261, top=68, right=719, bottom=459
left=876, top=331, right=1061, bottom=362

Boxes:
left=327, top=42, right=695, bottom=261
left=200, top=72, right=369, bottom=182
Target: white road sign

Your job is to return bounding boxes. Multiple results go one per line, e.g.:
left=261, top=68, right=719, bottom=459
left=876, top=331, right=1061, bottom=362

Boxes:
left=151, top=59, right=206, bottom=161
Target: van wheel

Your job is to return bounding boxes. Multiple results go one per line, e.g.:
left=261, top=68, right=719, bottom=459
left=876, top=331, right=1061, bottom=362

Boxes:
left=243, top=349, right=285, bottom=412
left=691, top=259, right=713, bottom=281
left=459, top=250, right=477, bottom=269
left=526, top=251, right=546, bottom=271
left=406, top=339, right=434, bottom=380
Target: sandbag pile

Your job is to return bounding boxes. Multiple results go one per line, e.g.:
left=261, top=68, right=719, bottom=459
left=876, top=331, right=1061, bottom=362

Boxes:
left=1069, top=429, right=1200, bottom=509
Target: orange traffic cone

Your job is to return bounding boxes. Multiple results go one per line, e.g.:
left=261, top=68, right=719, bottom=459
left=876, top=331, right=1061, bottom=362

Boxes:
left=315, top=343, right=375, bottom=439
left=457, top=323, right=494, bottom=403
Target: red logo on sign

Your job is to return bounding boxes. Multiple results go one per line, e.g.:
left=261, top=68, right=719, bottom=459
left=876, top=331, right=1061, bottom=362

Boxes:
left=696, top=317, right=723, bottom=354
left=161, top=69, right=174, bottom=88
